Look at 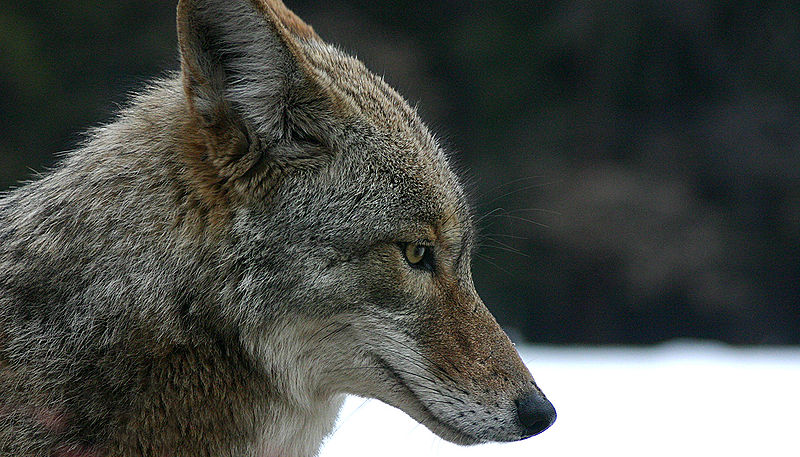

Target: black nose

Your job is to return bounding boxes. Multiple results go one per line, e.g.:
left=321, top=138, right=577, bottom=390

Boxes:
left=515, top=391, right=557, bottom=437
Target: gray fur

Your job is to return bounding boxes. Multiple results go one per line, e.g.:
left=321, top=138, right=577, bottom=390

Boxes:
left=0, top=1, right=551, bottom=456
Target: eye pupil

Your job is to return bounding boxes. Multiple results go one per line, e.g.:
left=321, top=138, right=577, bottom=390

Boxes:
left=404, top=243, right=426, bottom=265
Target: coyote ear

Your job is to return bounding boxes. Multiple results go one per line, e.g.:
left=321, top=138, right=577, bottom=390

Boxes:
left=176, top=0, right=332, bottom=198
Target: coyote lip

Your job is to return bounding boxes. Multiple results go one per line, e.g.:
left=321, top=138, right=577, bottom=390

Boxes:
left=374, top=355, right=483, bottom=445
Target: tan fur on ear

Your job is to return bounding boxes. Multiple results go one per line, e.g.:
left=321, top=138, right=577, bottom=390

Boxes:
left=175, top=0, right=207, bottom=106
left=255, top=0, right=319, bottom=41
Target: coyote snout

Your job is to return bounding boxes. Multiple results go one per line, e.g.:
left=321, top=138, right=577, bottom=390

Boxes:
left=353, top=288, right=557, bottom=443
left=0, top=0, right=555, bottom=455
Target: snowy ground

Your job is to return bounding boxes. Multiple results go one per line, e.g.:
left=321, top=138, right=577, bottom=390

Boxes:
left=320, top=341, right=800, bottom=457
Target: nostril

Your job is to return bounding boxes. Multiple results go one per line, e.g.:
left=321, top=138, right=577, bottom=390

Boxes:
left=515, top=391, right=557, bottom=437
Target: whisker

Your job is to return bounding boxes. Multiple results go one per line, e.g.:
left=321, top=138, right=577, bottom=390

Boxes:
left=475, top=253, right=517, bottom=278
left=479, top=175, right=546, bottom=199
left=480, top=233, right=527, bottom=240
left=330, top=397, right=370, bottom=436
left=299, top=321, right=349, bottom=356
left=378, top=333, right=464, bottom=387
left=505, top=207, right=562, bottom=216
left=478, top=180, right=560, bottom=209
left=298, top=321, right=341, bottom=354
left=474, top=206, right=506, bottom=225
left=500, top=214, right=551, bottom=229
left=317, top=323, right=350, bottom=344
left=375, top=345, right=447, bottom=385
left=328, top=365, right=467, bottom=405
left=480, top=239, right=531, bottom=258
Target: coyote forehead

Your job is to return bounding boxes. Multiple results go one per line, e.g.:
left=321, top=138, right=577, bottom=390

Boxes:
left=303, top=42, right=429, bottom=133
left=300, top=39, right=461, bottom=216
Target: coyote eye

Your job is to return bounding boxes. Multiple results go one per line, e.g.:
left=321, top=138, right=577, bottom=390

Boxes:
left=402, top=243, right=434, bottom=271
left=405, top=244, right=426, bottom=264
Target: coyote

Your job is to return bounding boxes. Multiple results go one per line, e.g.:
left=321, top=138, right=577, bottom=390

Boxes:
left=0, top=1, right=556, bottom=456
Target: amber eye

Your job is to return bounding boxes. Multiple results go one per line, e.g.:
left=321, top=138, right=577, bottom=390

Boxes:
left=404, top=243, right=427, bottom=265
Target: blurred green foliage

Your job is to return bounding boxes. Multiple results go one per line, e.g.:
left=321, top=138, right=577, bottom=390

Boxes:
left=1, top=0, right=798, bottom=344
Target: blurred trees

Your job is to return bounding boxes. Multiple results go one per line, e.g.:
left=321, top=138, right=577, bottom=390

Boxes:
left=1, top=0, right=797, bottom=344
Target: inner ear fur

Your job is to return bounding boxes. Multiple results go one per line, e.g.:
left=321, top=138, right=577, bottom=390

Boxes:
left=176, top=0, right=333, bottom=202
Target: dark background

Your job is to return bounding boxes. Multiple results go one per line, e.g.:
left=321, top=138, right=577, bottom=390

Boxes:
left=1, top=1, right=797, bottom=344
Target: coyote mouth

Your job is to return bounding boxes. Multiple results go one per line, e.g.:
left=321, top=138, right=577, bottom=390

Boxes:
left=374, top=356, right=483, bottom=445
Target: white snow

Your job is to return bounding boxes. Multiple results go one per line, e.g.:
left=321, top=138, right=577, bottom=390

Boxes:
left=320, top=341, right=800, bottom=457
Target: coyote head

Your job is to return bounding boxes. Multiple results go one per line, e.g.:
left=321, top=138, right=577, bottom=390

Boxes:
left=175, top=0, right=555, bottom=445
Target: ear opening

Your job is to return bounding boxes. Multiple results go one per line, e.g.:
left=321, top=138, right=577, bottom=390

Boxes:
left=176, top=0, right=334, bottom=202
left=178, top=0, right=306, bottom=130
